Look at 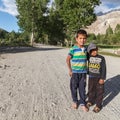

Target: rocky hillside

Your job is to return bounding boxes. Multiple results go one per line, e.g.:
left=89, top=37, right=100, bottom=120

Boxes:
left=86, top=10, right=120, bottom=35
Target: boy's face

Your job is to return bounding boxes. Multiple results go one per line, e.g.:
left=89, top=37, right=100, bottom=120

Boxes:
left=90, top=49, right=98, bottom=56
left=76, top=34, right=86, bottom=47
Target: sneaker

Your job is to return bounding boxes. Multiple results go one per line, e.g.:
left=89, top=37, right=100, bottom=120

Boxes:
left=72, top=103, right=78, bottom=109
left=81, top=105, right=89, bottom=112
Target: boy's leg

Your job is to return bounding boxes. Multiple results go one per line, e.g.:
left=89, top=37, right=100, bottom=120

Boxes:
left=78, top=73, right=88, bottom=112
left=96, top=83, right=104, bottom=108
left=87, top=77, right=96, bottom=105
left=70, top=73, right=78, bottom=104
left=78, top=73, right=86, bottom=105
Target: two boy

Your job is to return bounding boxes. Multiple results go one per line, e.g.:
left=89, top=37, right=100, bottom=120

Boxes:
left=66, top=29, right=106, bottom=113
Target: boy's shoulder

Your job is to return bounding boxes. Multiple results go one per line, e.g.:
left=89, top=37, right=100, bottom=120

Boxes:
left=70, top=45, right=78, bottom=49
left=97, top=54, right=105, bottom=60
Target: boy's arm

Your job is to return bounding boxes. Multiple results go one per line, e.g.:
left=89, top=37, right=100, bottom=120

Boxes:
left=99, top=57, right=106, bottom=84
left=66, top=55, right=72, bottom=77
left=87, top=52, right=90, bottom=74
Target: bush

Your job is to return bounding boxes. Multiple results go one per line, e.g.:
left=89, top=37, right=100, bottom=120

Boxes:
left=97, top=44, right=120, bottom=49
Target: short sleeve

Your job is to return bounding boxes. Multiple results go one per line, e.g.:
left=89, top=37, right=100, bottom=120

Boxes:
left=68, top=48, right=74, bottom=58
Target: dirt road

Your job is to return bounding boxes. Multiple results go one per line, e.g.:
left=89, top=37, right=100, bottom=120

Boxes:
left=0, top=45, right=120, bottom=120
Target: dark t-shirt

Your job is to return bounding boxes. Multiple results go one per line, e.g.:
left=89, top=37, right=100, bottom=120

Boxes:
left=88, top=54, right=106, bottom=79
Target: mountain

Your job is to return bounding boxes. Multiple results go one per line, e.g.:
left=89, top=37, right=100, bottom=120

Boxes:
left=86, top=10, right=120, bottom=35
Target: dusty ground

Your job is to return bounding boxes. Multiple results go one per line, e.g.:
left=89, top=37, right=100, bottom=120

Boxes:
left=0, top=44, right=120, bottom=120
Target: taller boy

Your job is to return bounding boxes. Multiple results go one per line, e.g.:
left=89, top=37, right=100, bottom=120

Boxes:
left=66, top=29, right=88, bottom=112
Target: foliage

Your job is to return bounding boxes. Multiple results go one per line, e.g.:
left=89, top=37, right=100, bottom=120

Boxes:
left=61, top=0, right=100, bottom=32
left=0, top=29, right=30, bottom=46
left=0, top=29, right=8, bottom=39
left=86, top=24, right=120, bottom=45
left=97, top=44, right=120, bottom=48
left=99, top=51, right=120, bottom=57
left=46, top=1, right=65, bottom=45
left=15, top=0, right=100, bottom=46
left=16, top=0, right=50, bottom=45
left=87, top=33, right=96, bottom=43
left=114, top=24, right=120, bottom=34
left=1, top=0, right=120, bottom=47
left=106, top=25, right=113, bottom=35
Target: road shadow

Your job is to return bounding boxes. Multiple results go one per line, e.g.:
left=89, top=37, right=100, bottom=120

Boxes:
left=103, top=75, right=120, bottom=107
left=0, top=45, right=63, bottom=54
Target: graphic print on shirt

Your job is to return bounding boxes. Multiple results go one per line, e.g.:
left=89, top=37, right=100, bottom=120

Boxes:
left=89, top=57, right=102, bottom=74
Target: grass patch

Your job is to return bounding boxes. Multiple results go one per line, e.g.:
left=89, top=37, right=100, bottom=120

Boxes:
left=98, top=44, right=120, bottom=49
left=99, top=51, right=120, bottom=57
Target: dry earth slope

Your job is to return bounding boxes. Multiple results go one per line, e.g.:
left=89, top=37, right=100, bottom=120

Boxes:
left=86, top=10, right=120, bottom=35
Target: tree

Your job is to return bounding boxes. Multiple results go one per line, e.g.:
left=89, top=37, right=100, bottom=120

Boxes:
left=106, top=25, right=113, bottom=35
left=61, top=0, right=100, bottom=32
left=0, top=29, right=7, bottom=39
left=114, top=24, right=120, bottom=34
left=87, top=33, right=96, bottom=43
left=104, top=25, right=113, bottom=44
left=56, top=0, right=101, bottom=46
left=16, top=0, right=50, bottom=46
left=114, top=24, right=120, bottom=44
left=47, top=0, right=65, bottom=45
left=16, top=0, right=101, bottom=46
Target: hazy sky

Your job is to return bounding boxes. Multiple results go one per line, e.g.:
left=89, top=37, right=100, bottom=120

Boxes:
left=95, top=0, right=120, bottom=13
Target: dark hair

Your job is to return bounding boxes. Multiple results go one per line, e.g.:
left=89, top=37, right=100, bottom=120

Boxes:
left=75, top=29, right=87, bottom=38
left=89, top=47, right=98, bottom=54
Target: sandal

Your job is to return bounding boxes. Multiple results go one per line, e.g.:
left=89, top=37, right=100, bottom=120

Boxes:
left=93, top=106, right=101, bottom=113
left=86, top=102, right=93, bottom=108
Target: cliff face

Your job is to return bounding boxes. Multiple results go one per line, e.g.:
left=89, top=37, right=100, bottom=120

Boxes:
left=86, top=10, right=120, bottom=35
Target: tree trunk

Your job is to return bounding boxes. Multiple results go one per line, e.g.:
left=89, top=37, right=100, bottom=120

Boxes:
left=30, top=32, right=34, bottom=46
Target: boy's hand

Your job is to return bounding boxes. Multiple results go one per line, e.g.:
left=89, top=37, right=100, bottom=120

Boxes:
left=69, top=71, right=72, bottom=77
left=99, top=79, right=104, bottom=84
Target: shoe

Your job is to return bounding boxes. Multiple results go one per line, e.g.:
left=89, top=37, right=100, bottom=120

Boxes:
left=72, top=103, right=78, bottom=109
left=86, top=102, right=93, bottom=108
left=93, top=106, right=101, bottom=113
left=81, top=105, right=89, bottom=112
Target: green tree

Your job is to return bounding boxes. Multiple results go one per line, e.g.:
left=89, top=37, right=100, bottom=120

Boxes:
left=104, top=25, right=113, bottom=44
left=57, top=0, right=101, bottom=46
left=96, top=34, right=104, bottom=44
left=61, top=0, right=100, bottom=32
left=114, top=24, right=120, bottom=44
left=0, top=29, right=8, bottom=46
left=47, top=0, right=65, bottom=45
left=114, top=24, right=120, bottom=34
left=87, top=33, right=96, bottom=43
left=106, top=25, right=113, bottom=35
left=16, top=0, right=101, bottom=46
left=0, top=29, right=7, bottom=39
left=16, top=0, right=50, bottom=46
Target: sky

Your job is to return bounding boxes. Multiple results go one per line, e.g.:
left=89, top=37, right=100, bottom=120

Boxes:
left=0, top=0, right=120, bottom=32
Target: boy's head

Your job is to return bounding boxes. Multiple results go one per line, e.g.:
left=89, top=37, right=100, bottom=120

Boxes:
left=75, top=29, right=87, bottom=47
left=87, top=43, right=98, bottom=56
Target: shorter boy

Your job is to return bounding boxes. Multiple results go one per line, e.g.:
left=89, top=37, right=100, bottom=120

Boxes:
left=87, top=43, right=106, bottom=113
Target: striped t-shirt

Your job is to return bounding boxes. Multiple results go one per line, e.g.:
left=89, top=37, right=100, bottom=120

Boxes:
left=68, top=45, right=87, bottom=73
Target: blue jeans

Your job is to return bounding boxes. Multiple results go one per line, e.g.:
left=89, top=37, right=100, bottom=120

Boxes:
left=70, top=73, right=87, bottom=105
